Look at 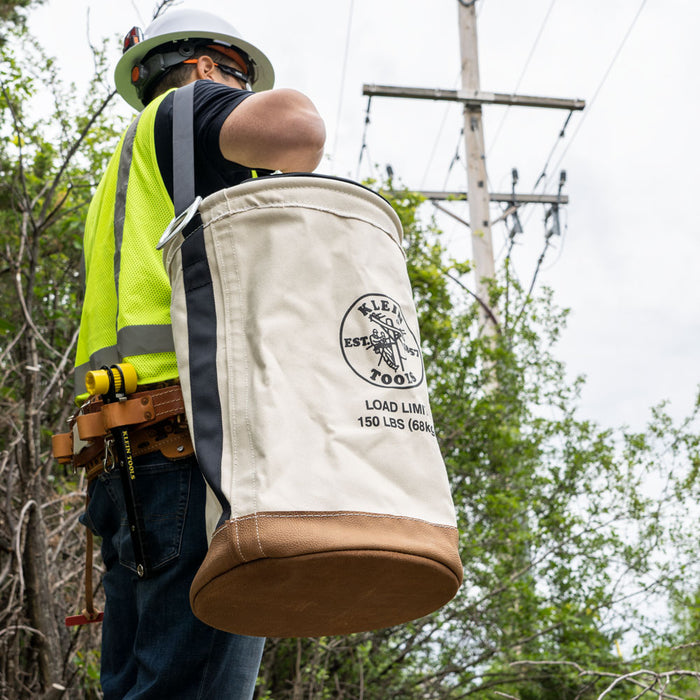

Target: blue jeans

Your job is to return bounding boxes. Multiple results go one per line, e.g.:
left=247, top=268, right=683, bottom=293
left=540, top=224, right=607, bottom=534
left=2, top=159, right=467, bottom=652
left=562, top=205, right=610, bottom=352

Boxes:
left=81, top=451, right=265, bottom=699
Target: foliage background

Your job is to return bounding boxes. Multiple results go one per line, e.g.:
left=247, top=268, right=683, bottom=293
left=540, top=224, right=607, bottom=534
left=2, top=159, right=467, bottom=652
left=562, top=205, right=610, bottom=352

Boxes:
left=1, top=2, right=699, bottom=698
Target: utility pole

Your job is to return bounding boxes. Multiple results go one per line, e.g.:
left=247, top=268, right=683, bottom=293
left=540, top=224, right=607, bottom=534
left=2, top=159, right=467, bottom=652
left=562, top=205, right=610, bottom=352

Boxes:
left=362, top=1, right=585, bottom=328
left=458, top=0, right=495, bottom=319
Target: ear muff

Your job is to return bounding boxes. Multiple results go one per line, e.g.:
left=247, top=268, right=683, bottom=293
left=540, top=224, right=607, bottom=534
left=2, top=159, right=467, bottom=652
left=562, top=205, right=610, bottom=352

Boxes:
left=129, top=42, right=199, bottom=98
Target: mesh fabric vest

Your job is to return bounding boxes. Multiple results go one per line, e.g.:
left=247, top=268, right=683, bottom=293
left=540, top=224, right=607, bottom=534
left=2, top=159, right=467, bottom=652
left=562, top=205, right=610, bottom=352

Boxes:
left=74, top=91, right=176, bottom=402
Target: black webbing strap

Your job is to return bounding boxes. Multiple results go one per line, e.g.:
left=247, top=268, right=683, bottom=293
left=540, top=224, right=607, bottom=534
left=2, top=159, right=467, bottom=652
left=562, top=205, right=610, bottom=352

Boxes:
left=170, top=83, right=229, bottom=524
left=172, top=82, right=196, bottom=217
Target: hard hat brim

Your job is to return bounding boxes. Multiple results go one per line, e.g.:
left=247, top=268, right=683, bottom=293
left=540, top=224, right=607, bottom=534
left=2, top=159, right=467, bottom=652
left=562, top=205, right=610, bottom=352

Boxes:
left=115, top=28, right=275, bottom=110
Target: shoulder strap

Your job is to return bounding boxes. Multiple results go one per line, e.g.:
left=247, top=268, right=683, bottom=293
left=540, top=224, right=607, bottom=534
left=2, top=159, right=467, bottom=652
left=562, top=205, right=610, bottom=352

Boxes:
left=172, top=82, right=197, bottom=217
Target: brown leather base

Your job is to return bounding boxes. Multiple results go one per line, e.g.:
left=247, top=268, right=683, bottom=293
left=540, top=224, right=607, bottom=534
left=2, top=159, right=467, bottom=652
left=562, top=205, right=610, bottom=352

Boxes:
left=190, top=512, right=463, bottom=637
left=191, top=548, right=460, bottom=637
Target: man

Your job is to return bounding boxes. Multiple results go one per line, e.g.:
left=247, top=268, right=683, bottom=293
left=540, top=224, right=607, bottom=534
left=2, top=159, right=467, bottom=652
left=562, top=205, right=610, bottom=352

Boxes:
left=75, top=9, right=325, bottom=698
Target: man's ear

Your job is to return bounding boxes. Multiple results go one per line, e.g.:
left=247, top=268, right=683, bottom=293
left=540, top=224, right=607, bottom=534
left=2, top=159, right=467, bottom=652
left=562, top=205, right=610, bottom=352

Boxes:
left=194, top=55, right=216, bottom=80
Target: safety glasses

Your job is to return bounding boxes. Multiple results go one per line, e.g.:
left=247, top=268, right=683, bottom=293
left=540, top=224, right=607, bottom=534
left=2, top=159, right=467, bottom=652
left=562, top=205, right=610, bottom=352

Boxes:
left=213, top=62, right=250, bottom=86
left=182, top=59, right=250, bottom=87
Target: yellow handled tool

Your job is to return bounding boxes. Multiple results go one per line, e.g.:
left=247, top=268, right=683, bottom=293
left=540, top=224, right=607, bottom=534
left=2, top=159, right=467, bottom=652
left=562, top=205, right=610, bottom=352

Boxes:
left=85, top=363, right=138, bottom=397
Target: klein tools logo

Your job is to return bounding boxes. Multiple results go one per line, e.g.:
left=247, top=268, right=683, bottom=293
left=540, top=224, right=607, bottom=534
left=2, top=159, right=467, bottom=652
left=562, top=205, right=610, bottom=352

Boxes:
left=340, top=293, right=424, bottom=388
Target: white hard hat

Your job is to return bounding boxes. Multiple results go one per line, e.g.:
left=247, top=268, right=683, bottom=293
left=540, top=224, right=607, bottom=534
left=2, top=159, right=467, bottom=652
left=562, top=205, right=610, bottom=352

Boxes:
left=115, top=9, right=275, bottom=110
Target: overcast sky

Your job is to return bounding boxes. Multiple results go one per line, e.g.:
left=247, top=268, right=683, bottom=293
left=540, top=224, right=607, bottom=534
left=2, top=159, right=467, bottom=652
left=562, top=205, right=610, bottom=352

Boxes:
left=29, top=0, right=700, bottom=431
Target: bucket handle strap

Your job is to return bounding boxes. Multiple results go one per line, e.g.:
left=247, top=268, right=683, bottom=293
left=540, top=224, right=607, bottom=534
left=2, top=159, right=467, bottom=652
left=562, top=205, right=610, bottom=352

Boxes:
left=172, top=81, right=196, bottom=218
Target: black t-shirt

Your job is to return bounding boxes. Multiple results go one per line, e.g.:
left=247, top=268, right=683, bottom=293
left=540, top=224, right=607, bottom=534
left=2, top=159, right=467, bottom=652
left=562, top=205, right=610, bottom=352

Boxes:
left=154, top=80, right=271, bottom=201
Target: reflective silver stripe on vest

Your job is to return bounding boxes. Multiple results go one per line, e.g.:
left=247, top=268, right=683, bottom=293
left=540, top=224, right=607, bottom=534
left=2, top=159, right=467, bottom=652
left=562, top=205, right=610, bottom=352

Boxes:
left=73, top=324, right=175, bottom=398
left=113, top=116, right=140, bottom=330
left=117, top=323, right=175, bottom=356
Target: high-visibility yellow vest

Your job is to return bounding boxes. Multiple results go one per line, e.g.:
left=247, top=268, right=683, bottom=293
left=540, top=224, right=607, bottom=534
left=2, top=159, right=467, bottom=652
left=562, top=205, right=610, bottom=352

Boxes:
left=74, top=91, right=177, bottom=401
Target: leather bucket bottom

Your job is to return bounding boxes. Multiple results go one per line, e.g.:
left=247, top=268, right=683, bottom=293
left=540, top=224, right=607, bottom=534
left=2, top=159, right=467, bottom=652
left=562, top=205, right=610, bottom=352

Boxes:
left=189, top=511, right=463, bottom=637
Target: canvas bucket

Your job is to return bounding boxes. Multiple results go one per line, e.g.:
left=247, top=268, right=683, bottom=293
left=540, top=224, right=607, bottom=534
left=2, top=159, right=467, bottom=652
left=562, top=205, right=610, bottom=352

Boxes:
left=160, top=174, right=463, bottom=637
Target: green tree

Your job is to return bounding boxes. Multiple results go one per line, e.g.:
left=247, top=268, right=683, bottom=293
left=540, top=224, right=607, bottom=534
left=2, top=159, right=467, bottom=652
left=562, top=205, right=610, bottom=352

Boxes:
left=0, top=20, right=122, bottom=697
left=2, top=3, right=699, bottom=697
left=255, top=184, right=700, bottom=699
left=0, top=0, right=42, bottom=26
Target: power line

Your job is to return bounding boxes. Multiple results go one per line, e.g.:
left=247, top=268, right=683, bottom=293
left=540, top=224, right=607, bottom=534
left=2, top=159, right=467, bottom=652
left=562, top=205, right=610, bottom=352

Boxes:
left=425, top=0, right=562, bottom=192
left=487, top=0, right=559, bottom=157
left=330, top=0, right=355, bottom=168
left=418, top=0, right=488, bottom=189
left=356, top=96, right=373, bottom=181
left=545, top=0, right=650, bottom=188
left=419, top=102, right=454, bottom=189
left=531, top=109, right=573, bottom=191
left=442, top=126, right=466, bottom=190
left=419, top=71, right=462, bottom=189
left=515, top=0, right=649, bottom=234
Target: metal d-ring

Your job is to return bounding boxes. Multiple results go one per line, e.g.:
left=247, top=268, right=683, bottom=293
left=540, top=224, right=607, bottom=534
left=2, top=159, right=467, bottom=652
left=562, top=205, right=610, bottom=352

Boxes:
left=156, top=196, right=202, bottom=250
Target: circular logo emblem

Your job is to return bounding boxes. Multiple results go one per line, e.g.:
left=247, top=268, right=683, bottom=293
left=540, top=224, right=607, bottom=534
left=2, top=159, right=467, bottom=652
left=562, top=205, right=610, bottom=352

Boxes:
left=340, top=293, right=424, bottom=389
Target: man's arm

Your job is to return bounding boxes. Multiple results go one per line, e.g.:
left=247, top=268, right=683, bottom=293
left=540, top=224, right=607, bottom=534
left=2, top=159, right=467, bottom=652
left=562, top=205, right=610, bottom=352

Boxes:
left=219, top=88, right=326, bottom=173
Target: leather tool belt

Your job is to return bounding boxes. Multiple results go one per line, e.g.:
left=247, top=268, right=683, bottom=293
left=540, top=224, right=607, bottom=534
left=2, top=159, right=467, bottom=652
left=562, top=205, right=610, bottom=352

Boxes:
left=55, top=383, right=194, bottom=626
left=52, top=383, right=193, bottom=480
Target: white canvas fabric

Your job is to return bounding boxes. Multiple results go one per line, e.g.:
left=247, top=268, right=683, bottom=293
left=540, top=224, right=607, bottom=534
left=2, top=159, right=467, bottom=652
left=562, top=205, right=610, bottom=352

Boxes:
left=162, top=174, right=462, bottom=636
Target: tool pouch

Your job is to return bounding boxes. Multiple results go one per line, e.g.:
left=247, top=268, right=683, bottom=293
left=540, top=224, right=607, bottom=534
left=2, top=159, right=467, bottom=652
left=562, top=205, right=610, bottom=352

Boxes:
left=157, top=83, right=463, bottom=638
